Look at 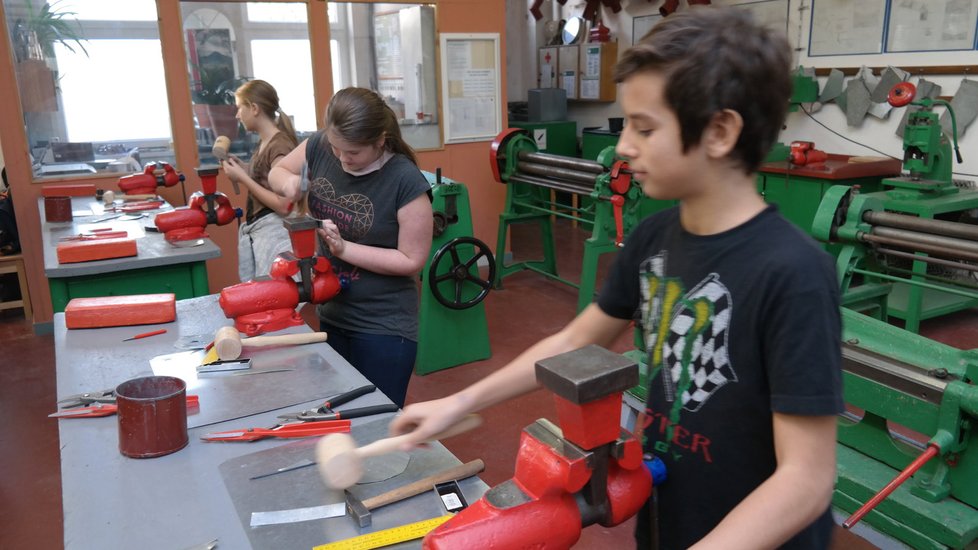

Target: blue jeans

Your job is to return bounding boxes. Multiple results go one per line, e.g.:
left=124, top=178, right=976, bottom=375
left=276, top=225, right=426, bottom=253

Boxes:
left=320, top=321, right=416, bottom=408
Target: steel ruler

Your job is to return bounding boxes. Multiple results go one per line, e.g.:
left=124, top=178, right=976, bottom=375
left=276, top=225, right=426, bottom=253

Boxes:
left=312, top=515, right=454, bottom=550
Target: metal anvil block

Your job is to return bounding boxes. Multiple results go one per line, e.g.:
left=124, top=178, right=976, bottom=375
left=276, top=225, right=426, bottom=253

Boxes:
left=535, top=345, right=637, bottom=450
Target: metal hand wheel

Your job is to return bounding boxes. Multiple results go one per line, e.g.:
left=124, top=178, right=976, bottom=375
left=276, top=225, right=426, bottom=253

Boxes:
left=428, top=237, right=495, bottom=310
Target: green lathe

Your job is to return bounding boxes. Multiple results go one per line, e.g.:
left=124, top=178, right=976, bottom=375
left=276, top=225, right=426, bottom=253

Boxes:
left=806, top=83, right=978, bottom=548
left=833, top=310, right=978, bottom=550
left=415, top=170, right=493, bottom=375
left=812, top=83, right=978, bottom=333
left=489, top=128, right=674, bottom=312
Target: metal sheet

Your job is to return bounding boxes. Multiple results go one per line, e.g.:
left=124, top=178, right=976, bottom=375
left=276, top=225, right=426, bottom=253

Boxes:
left=148, top=346, right=347, bottom=429
left=219, top=416, right=475, bottom=550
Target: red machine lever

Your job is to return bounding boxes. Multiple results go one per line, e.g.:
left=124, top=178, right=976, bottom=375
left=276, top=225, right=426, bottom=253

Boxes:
left=610, top=194, right=625, bottom=246
left=606, top=161, right=631, bottom=246
left=843, top=443, right=940, bottom=529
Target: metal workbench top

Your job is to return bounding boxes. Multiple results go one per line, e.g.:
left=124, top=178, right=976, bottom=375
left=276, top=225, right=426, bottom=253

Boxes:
left=54, top=295, right=486, bottom=549
left=39, top=196, right=220, bottom=278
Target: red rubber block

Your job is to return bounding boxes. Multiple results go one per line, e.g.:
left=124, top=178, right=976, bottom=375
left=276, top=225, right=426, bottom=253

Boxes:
left=65, top=293, right=176, bottom=329
left=41, top=183, right=98, bottom=197
left=56, top=237, right=137, bottom=264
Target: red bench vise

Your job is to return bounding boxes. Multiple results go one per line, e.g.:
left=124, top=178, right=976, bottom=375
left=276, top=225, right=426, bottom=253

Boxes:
left=424, top=345, right=652, bottom=549
left=154, top=166, right=240, bottom=242
left=219, top=216, right=341, bottom=336
left=789, top=141, right=828, bottom=167
left=118, top=162, right=184, bottom=195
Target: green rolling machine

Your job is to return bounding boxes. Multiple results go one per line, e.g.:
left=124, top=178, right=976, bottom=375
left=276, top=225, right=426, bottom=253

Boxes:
left=813, top=82, right=978, bottom=333
left=489, top=128, right=673, bottom=312
left=810, top=143, right=978, bottom=545
left=833, top=310, right=978, bottom=550
left=415, top=170, right=493, bottom=375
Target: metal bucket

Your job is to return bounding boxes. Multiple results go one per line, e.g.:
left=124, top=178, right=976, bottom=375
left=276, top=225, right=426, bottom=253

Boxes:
left=116, top=375, right=189, bottom=458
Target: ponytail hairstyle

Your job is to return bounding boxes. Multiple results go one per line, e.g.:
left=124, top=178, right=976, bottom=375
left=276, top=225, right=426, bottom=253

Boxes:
left=235, top=79, right=299, bottom=147
left=325, top=87, right=418, bottom=165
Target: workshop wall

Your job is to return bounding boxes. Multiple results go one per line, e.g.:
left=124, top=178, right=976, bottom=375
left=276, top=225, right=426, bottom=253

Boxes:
left=536, top=1, right=978, bottom=178
left=416, top=0, right=508, bottom=262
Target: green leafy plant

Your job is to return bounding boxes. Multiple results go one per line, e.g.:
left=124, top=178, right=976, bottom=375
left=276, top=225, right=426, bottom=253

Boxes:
left=12, top=0, right=88, bottom=62
left=191, top=70, right=251, bottom=106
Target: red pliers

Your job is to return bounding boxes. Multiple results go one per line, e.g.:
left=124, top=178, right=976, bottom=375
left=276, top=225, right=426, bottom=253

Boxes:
left=49, top=388, right=200, bottom=418
left=200, top=384, right=395, bottom=442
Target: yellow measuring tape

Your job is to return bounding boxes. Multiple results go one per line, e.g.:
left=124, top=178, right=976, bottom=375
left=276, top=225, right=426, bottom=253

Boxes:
left=312, top=515, right=454, bottom=550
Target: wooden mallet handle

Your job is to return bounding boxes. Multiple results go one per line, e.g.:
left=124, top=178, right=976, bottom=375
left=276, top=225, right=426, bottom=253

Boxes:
left=356, top=414, right=483, bottom=459
left=362, top=459, right=485, bottom=510
left=214, top=326, right=328, bottom=360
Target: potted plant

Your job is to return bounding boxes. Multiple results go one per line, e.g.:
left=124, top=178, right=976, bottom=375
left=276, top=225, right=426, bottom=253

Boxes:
left=191, top=70, right=250, bottom=140
left=11, top=0, right=88, bottom=112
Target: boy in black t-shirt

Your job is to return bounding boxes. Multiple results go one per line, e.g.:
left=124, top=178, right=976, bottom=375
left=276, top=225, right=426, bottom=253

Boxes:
left=392, top=7, right=843, bottom=549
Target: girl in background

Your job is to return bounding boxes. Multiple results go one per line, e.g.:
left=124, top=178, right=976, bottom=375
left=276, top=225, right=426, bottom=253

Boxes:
left=223, top=79, right=298, bottom=281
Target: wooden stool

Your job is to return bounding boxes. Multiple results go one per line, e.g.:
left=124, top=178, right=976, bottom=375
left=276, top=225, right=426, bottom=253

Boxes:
left=0, top=253, right=32, bottom=321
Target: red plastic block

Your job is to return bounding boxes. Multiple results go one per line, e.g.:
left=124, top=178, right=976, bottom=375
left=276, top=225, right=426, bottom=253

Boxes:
left=41, top=183, right=97, bottom=197
left=56, top=237, right=137, bottom=264
left=65, top=293, right=176, bottom=329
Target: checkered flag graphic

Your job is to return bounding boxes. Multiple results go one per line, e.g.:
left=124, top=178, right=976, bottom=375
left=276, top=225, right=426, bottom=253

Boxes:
left=662, top=274, right=736, bottom=412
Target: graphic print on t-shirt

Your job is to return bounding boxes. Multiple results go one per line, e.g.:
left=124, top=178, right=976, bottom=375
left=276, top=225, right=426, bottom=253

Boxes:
left=641, top=252, right=737, bottom=419
left=308, top=177, right=374, bottom=241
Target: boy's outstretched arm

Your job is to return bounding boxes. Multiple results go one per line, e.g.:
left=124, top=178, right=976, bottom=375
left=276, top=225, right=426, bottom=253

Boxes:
left=691, top=413, right=838, bottom=550
left=389, top=304, right=631, bottom=449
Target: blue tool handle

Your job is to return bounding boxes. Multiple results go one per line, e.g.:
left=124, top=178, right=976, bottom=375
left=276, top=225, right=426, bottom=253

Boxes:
left=644, top=453, right=667, bottom=486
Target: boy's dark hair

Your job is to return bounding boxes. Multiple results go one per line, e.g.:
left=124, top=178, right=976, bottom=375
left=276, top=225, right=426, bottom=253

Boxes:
left=614, top=7, right=792, bottom=174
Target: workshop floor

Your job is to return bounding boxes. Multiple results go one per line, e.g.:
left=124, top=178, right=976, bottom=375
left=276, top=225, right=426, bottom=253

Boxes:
left=2, top=219, right=976, bottom=549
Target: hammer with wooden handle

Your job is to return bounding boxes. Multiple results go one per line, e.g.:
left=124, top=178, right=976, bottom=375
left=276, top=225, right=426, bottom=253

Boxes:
left=213, top=325, right=328, bottom=361
left=345, top=459, right=485, bottom=527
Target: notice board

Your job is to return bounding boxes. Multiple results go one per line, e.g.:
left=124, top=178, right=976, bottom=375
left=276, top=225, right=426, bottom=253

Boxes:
left=440, top=33, right=501, bottom=143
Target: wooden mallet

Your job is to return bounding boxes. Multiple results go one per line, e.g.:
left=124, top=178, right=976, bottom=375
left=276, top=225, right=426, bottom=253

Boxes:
left=316, top=414, right=484, bottom=490
left=212, top=325, right=328, bottom=361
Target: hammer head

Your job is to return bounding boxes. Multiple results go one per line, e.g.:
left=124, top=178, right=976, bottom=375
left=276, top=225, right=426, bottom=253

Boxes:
left=212, top=136, right=231, bottom=161
left=345, top=490, right=371, bottom=527
left=316, top=433, right=363, bottom=489
left=214, top=325, right=243, bottom=361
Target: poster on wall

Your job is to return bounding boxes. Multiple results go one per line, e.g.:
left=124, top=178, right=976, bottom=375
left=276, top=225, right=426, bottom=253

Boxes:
left=632, top=14, right=662, bottom=45
left=440, top=33, right=501, bottom=143
left=886, top=0, right=978, bottom=52
left=728, top=0, right=790, bottom=35
left=809, top=0, right=886, bottom=56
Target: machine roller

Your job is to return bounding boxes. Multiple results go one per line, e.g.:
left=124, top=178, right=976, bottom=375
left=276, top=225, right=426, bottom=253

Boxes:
left=490, top=128, right=671, bottom=312
left=813, top=184, right=978, bottom=325
left=814, top=82, right=978, bottom=333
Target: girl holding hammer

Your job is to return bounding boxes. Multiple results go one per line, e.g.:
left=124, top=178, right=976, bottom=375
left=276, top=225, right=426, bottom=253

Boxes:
left=269, top=87, right=432, bottom=408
